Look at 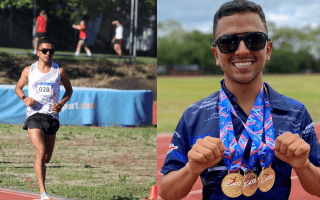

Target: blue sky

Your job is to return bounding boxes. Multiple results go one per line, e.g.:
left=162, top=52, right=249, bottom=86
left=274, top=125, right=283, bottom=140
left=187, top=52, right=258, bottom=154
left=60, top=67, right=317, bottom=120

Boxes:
left=158, top=0, right=320, bottom=33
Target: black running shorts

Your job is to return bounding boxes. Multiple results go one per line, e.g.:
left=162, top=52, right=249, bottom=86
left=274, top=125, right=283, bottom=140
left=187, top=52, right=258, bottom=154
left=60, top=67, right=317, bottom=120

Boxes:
left=114, top=39, right=123, bottom=45
left=23, top=113, right=60, bottom=135
left=35, top=32, right=47, bottom=38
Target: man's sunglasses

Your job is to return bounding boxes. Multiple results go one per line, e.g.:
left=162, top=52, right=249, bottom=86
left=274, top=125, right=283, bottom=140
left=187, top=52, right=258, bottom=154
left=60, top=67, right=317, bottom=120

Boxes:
left=212, top=32, right=269, bottom=54
left=38, top=48, right=55, bottom=55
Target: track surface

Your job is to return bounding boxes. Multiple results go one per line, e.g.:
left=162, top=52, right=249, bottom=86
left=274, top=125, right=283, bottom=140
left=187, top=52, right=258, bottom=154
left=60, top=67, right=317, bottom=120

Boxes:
left=0, top=186, right=73, bottom=200
left=157, top=124, right=320, bottom=200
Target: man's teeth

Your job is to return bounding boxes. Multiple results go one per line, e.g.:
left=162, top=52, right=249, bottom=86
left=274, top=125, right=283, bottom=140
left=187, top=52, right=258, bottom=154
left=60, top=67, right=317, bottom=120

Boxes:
left=234, top=62, right=252, bottom=67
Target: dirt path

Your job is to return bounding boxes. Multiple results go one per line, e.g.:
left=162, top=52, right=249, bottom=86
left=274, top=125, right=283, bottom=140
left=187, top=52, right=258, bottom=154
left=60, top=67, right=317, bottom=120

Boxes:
left=0, top=53, right=157, bottom=100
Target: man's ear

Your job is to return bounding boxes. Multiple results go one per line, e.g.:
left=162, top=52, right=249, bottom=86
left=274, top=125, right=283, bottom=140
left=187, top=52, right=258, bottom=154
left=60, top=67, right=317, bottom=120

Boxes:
left=211, top=46, right=220, bottom=66
left=266, top=40, right=273, bottom=62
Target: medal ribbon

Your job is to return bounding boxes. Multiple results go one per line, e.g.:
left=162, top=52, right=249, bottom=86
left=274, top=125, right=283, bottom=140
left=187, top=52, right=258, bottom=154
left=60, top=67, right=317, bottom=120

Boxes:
left=238, top=89, right=265, bottom=172
left=258, top=87, right=275, bottom=168
left=219, top=85, right=273, bottom=172
left=219, top=91, right=242, bottom=172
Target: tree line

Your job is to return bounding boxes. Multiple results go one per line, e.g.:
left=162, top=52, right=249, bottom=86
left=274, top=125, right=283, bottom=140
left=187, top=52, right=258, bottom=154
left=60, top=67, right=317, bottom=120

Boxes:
left=0, top=0, right=156, bottom=56
left=158, top=20, right=320, bottom=74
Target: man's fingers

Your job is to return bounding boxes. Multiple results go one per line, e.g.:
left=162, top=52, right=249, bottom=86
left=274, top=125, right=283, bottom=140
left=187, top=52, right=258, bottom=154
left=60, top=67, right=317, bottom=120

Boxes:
left=188, top=148, right=209, bottom=163
left=189, top=137, right=225, bottom=163
left=52, top=103, right=61, bottom=109
left=192, top=143, right=216, bottom=162
left=52, top=104, right=62, bottom=113
left=28, top=98, right=36, bottom=106
left=203, top=136, right=225, bottom=154
left=295, top=143, right=310, bottom=157
left=200, top=139, right=224, bottom=159
left=26, top=100, right=36, bottom=107
left=279, top=134, right=300, bottom=155
left=275, top=132, right=292, bottom=151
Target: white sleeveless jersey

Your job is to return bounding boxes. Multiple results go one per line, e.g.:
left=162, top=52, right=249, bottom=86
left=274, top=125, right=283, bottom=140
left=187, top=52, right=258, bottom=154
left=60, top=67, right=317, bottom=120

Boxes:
left=27, top=61, right=61, bottom=120
left=115, top=25, right=123, bottom=39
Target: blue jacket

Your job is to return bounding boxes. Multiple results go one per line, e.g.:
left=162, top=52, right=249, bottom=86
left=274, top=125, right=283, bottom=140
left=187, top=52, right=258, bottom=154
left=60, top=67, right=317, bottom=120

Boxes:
left=161, top=81, right=320, bottom=200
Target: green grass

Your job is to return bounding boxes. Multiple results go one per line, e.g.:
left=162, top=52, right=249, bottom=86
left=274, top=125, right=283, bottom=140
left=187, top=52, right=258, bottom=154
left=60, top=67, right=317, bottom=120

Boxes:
left=0, top=47, right=156, bottom=64
left=157, top=74, right=320, bottom=133
left=0, top=124, right=156, bottom=199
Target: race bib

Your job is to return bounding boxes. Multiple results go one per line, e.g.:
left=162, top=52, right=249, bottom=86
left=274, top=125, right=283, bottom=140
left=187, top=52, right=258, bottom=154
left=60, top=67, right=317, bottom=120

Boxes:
left=36, top=82, right=52, bottom=96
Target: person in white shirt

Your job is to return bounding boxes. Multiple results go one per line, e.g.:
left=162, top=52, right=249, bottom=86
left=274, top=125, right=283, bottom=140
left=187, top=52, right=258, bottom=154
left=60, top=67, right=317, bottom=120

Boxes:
left=15, top=37, right=73, bottom=200
left=111, top=20, right=123, bottom=56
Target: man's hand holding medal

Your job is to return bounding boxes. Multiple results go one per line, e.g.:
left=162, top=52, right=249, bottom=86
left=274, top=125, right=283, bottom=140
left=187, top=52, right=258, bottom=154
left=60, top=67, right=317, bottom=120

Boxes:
left=275, top=132, right=311, bottom=169
left=186, top=136, right=225, bottom=175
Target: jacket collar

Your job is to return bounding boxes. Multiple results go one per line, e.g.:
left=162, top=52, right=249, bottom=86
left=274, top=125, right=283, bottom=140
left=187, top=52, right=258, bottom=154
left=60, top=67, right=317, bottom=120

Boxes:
left=220, top=80, right=290, bottom=112
left=264, top=82, right=291, bottom=112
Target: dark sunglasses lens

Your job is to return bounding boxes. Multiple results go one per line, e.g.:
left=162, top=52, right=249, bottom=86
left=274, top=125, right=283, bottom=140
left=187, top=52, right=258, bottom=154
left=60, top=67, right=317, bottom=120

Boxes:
left=245, top=32, right=267, bottom=51
left=217, top=35, right=239, bottom=54
left=41, top=49, right=48, bottom=54
left=41, top=49, right=55, bottom=54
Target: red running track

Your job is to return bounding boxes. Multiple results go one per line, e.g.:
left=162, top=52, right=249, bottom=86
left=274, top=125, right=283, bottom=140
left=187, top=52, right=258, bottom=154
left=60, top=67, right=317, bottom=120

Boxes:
left=0, top=187, right=65, bottom=200
left=157, top=124, right=320, bottom=200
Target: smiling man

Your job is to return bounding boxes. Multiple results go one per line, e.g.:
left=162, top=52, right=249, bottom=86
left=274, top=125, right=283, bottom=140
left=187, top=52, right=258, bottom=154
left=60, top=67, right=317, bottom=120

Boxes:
left=159, top=0, right=320, bottom=200
left=15, top=37, right=73, bottom=200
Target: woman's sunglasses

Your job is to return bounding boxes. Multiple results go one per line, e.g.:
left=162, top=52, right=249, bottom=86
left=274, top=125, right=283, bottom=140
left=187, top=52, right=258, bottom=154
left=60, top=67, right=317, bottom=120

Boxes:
left=38, top=48, right=55, bottom=55
left=212, top=32, right=269, bottom=54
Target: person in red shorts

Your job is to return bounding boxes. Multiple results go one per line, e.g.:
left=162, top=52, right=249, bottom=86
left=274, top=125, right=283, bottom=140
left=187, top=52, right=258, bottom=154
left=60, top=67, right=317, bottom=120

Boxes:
left=72, top=20, right=92, bottom=56
left=33, top=10, right=47, bottom=54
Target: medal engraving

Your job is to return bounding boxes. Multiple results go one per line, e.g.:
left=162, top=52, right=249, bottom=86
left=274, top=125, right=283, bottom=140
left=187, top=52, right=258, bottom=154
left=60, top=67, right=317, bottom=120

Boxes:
left=241, top=171, right=258, bottom=197
left=258, top=167, right=276, bottom=192
left=221, top=173, right=243, bottom=198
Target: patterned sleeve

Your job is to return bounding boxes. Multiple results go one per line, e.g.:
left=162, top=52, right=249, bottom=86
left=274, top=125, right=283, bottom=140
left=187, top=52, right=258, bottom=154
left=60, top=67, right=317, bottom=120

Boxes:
left=160, top=113, right=190, bottom=175
left=299, top=106, right=320, bottom=167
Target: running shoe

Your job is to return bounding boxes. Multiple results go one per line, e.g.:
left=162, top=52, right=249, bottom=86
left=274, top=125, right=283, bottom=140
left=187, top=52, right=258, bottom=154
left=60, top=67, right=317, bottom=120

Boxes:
left=41, top=191, right=50, bottom=200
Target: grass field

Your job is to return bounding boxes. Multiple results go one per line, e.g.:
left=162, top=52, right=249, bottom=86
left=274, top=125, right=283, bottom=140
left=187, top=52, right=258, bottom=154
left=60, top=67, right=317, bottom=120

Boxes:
left=0, top=124, right=156, bottom=199
left=157, top=74, right=320, bottom=133
left=0, top=47, right=156, bottom=64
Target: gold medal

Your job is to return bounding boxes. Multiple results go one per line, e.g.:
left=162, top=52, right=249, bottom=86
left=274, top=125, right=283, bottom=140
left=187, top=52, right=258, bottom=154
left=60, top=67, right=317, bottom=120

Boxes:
left=258, top=167, right=276, bottom=192
left=241, top=171, right=258, bottom=197
left=221, top=172, right=243, bottom=198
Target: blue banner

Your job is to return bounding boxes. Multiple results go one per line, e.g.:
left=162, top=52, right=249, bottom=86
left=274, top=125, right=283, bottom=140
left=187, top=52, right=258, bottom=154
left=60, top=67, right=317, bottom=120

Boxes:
left=0, top=85, right=153, bottom=127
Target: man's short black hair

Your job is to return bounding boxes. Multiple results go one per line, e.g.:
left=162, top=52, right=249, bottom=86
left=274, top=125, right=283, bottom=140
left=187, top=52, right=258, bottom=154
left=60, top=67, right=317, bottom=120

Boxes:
left=37, top=37, right=54, bottom=49
left=213, top=0, right=267, bottom=40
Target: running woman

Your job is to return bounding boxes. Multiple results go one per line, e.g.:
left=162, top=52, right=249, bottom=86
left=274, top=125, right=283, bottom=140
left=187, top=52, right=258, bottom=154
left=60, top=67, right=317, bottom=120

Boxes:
left=111, top=20, right=123, bottom=57
left=72, top=20, right=92, bottom=56
left=15, top=37, right=73, bottom=200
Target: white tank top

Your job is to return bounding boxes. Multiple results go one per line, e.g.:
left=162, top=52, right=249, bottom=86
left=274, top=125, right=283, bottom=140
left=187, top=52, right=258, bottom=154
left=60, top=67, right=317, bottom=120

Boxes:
left=27, top=61, right=61, bottom=120
left=115, top=25, right=123, bottom=39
